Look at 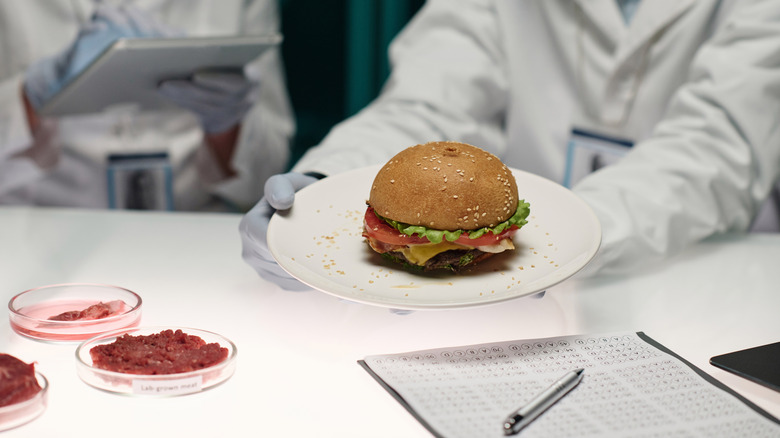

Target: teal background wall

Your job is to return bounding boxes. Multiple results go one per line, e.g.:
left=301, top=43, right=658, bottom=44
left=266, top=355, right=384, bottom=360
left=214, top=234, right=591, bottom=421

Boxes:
left=280, top=0, right=424, bottom=168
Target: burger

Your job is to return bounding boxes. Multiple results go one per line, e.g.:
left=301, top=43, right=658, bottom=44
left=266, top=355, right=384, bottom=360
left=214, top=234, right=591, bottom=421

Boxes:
left=362, top=141, right=530, bottom=272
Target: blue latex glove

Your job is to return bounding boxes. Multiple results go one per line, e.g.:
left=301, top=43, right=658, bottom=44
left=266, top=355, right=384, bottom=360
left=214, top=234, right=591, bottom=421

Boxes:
left=158, top=70, right=255, bottom=134
left=24, top=3, right=177, bottom=111
left=239, top=172, right=320, bottom=291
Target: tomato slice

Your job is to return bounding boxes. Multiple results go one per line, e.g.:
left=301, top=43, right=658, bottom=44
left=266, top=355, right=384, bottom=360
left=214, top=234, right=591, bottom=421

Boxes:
left=363, top=207, right=516, bottom=247
left=363, top=207, right=429, bottom=245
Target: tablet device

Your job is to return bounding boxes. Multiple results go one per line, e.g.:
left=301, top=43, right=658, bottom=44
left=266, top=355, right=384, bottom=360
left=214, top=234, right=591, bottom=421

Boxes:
left=710, top=341, right=780, bottom=392
left=39, top=34, right=281, bottom=116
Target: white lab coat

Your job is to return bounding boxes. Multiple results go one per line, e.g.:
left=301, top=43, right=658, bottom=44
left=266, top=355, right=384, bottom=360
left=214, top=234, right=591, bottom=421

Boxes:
left=292, top=0, right=780, bottom=276
left=0, top=0, right=293, bottom=211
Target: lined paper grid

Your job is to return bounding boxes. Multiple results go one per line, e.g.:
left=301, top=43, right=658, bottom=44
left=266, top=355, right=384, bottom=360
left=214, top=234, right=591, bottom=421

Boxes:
left=360, top=332, right=780, bottom=438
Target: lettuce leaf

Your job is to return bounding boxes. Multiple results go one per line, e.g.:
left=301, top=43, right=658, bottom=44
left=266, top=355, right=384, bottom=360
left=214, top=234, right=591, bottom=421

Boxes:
left=378, top=200, right=531, bottom=244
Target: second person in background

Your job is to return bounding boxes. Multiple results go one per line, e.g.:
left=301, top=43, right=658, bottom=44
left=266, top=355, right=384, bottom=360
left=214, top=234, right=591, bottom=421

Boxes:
left=0, top=0, right=294, bottom=212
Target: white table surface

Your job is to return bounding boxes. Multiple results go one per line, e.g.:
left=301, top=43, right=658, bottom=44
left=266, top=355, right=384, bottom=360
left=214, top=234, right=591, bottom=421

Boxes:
left=1, top=206, right=778, bottom=437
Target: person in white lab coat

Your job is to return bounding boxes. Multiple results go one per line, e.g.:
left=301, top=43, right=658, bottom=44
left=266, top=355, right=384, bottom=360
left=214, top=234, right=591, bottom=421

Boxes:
left=0, top=0, right=294, bottom=212
left=240, top=0, right=780, bottom=289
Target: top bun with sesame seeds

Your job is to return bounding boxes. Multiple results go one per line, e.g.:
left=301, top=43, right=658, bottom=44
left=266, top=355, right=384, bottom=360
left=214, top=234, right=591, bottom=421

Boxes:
left=368, top=141, right=519, bottom=231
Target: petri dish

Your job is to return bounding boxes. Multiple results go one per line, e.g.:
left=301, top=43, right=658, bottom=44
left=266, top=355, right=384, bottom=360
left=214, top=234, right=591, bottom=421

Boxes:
left=8, top=283, right=142, bottom=342
left=75, top=326, right=237, bottom=397
left=0, top=371, right=48, bottom=432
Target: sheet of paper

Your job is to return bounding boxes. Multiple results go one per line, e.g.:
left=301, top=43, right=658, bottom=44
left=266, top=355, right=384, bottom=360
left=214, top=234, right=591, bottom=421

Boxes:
left=360, top=332, right=780, bottom=437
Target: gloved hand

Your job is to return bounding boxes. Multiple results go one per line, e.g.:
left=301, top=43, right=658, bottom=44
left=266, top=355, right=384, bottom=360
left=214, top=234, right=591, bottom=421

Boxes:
left=239, top=172, right=321, bottom=290
left=24, top=3, right=177, bottom=111
left=158, top=70, right=255, bottom=134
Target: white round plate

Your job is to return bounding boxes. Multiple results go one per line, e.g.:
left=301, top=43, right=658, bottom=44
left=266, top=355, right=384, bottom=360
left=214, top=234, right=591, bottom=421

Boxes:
left=267, top=165, right=601, bottom=310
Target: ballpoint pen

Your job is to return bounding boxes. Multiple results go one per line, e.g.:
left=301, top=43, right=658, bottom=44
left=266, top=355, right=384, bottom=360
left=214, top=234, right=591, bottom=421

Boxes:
left=502, top=368, right=585, bottom=435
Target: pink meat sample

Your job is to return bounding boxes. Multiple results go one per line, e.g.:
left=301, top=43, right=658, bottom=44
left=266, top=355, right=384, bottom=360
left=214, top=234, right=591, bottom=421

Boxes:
left=89, top=329, right=228, bottom=375
left=48, top=300, right=125, bottom=321
left=0, top=354, right=42, bottom=407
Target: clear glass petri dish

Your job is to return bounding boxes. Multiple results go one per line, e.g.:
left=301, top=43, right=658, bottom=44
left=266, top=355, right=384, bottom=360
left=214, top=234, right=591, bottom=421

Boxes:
left=0, top=371, right=48, bottom=432
left=8, top=283, right=142, bottom=342
left=75, top=326, right=237, bottom=397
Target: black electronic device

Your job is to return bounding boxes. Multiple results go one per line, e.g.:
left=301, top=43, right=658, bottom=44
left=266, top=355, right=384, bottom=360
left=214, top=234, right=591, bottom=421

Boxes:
left=711, top=341, right=780, bottom=392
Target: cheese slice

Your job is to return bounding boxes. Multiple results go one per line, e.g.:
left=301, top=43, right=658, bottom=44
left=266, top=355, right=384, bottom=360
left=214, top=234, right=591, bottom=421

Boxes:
left=400, top=241, right=469, bottom=265
left=399, top=238, right=515, bottom=266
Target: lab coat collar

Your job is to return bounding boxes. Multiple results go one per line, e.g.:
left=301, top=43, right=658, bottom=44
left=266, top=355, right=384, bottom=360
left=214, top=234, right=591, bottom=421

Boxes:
left=574, top=0, right=697, bottom=64
left=574, top=0, right=628, bottom=46
left=614, top=0, right=697, bottom=64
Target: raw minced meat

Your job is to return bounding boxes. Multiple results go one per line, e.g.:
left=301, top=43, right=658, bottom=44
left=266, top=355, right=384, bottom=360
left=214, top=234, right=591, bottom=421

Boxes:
left=0, top=354, right=42, bottom=407
left=89, top=329, right=228, bottom=375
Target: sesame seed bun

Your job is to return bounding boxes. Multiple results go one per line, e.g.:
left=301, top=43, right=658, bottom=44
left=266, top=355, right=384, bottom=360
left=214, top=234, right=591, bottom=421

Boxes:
left=368, top=141, right=519, bottom=231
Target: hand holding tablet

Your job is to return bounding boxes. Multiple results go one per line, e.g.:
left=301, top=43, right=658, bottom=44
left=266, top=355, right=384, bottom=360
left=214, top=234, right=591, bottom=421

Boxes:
left=37, top=35, right=280, bottom=117
left=24, top=2, right=280, bottom=123
left=24, top=3, right=177, bottom=112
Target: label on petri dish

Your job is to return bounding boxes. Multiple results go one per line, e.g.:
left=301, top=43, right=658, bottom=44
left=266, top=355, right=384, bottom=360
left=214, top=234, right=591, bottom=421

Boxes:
left=132, top=376, right=203, bottom=396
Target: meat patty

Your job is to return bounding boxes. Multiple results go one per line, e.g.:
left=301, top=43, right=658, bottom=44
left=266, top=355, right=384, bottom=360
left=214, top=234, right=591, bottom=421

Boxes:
left=383, top=248, right=495, bottom=272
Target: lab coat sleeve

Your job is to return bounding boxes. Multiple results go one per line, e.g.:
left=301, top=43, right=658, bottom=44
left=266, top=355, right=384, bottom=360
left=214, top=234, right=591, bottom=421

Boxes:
left=0, top=74, right=45, bottom=196
left=210, top=0, right=295, bottom=211
left=573, top=0, right=780, bottom=276
left=292, top=0, right=508, bottom=176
